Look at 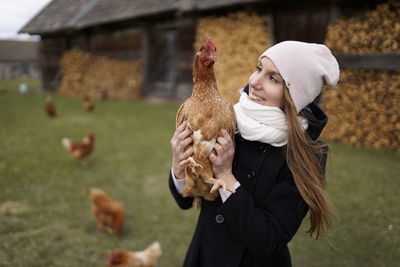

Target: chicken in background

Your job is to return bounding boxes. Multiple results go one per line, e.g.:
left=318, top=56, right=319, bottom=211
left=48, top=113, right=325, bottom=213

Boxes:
left=106, top=242, right=162, bottom=267
left=87, top=188, right=125, bottom=236
left=45, top=96, right=56, bottom=117
left=176, top=37, right=237, bottom=208
left=83, top=94, right=94, bottom=112
left=62, top=133, right=95, bottom=163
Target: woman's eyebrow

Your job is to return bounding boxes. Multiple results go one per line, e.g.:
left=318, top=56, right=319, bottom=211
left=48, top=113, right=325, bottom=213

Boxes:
left=258, top=60, right=283, bottom=80
left=266, top=70, right=283, bottom=80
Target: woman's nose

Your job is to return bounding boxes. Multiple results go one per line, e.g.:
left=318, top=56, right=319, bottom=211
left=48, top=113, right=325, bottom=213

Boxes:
left=250, top=79, right=262, bottom=91
left=250, top=74, right=263, bottom=90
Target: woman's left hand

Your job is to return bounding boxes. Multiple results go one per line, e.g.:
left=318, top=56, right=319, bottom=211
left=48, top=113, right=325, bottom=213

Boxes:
left=209, top=129, right=237, bottom=188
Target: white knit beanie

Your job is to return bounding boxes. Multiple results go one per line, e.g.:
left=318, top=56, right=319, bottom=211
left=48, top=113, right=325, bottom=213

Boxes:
left=260, top=41, right=340, bottom=113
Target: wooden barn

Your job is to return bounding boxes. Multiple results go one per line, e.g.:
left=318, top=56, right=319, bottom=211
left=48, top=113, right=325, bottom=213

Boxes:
left=20, top=0, right=391, bottom=101
left=0, top=40, right=40, bottom=80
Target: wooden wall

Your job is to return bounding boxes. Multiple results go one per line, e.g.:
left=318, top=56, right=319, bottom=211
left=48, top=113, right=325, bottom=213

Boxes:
left=39, top=37, right=67, bottom=91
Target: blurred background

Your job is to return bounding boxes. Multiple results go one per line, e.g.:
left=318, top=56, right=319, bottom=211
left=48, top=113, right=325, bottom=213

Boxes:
left=0, top=0, right=399, bottom=266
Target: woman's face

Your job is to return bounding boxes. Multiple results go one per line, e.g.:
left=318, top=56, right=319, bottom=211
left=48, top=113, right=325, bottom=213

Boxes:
left=248, top=57, right=284, bottom=108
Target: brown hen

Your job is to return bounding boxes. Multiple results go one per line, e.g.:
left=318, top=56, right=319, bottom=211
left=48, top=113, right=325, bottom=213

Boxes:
left=176, top=38, right=236, bottom=208
left=87, top=188, right=125, bottom=236
left=62, top=133, right=95, bottom=163
left=106, top=242, right=161, bottom=267
left=45, top=96, right=56, bottom=117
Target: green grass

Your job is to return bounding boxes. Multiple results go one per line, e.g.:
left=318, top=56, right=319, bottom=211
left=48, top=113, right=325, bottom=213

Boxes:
left=0, top=92, right=399, bottom=266
left=0, top=78, right=41, bottom=93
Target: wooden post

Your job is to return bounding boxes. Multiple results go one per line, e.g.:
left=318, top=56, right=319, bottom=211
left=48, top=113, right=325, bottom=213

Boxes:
left=334, top=53, right=400, bottom=70
left=266, top=12, right=275, bottom=47
left=140, top=24, right=149, bottom=97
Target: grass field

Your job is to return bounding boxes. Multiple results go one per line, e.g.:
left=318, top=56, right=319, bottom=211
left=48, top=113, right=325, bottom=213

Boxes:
left=0, top=78, right=41, bottom=94
left=0, top=90, right=399, bottom=266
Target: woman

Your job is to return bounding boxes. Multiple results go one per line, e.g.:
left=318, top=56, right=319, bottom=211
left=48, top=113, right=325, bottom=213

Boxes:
left=169, top=41, right=340, bottom=267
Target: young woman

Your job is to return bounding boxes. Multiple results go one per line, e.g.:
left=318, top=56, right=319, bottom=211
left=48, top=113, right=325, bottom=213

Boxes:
left=169, top=41, right=340, bottom=267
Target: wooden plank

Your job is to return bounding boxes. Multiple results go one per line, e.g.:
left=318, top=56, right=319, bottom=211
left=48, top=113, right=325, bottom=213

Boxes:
left=334, top=53, right=400, bottom=70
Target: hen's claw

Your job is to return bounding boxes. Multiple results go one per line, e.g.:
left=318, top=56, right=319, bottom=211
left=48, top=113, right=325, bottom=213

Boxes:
left=205, top=178, right=235, bottom=193
left=179, top=157, right=203, bottom=174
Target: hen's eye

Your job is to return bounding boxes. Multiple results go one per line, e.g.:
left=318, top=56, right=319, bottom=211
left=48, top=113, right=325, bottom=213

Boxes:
left=256, top=66, right=262, bottom=72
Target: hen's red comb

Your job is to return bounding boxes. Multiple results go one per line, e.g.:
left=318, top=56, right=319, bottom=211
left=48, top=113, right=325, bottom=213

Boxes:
left=206, top=37, right=216, bottom=54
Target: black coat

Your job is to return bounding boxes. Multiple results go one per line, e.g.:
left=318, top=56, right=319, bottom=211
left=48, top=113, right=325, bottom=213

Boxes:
left=169, top=102, right=328, bottom=267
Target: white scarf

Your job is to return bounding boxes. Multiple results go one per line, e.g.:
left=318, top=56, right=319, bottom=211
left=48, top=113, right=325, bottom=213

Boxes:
left=234, top=92, right=308, bottom=147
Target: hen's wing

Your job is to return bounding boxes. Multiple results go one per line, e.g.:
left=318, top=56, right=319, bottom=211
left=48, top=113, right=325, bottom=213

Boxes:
left=176, top=100, right=189, bottom=128
left=227, top=104, right=237, bottom=137
left=95, top=201, right=121, bottom=215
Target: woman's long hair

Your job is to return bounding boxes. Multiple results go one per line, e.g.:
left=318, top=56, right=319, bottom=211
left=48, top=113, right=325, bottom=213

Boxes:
left=282, top=87, right=333, bottom=239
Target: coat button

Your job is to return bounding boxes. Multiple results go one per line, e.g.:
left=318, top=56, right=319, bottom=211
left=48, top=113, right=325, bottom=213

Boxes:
left=258, top=145, right=268, bottom=154
left=247, top=170, right=256, bottom=180
left=215, top=214, right=224, bottom=224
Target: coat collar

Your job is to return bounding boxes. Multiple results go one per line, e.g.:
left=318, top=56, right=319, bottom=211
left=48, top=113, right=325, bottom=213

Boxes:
left=302, top=102, right=328, bottom=140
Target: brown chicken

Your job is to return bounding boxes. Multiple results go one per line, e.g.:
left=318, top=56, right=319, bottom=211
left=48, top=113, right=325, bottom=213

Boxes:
left=45, top=96, right=56, bottom=117
left=62, top=133, right=95, bottom=163
left=176, top=38, right=237, bottom=208
left=106, top=242, right=161, bottom=267
left=87, top=188, right=125, bottom=236
left=83, top=94, right=94, bottom=112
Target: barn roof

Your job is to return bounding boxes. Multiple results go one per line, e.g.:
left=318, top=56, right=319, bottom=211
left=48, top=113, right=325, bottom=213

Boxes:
left=20, top=0, right=262, bottom=35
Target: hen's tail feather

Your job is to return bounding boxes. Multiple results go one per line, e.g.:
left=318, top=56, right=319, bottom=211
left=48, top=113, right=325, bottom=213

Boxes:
left=193, top=197, right=202, bottom=209
left=62, top=138, right=71, bottom=151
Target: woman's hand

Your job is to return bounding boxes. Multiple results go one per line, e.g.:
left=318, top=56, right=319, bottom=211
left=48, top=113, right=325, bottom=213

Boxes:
left=209, top=129, right=237, bottom=189
left=171, top=121, right=193, bottom=179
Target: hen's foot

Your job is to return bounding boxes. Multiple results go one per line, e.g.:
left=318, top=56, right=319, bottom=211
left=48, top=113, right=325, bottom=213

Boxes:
left=204, top=178, right=235, bottom=193
left=179, top=157, right=201, bottom=168
left=179, top=157, right=203, bottom=173
left=97, top=222, right=114, bottom=234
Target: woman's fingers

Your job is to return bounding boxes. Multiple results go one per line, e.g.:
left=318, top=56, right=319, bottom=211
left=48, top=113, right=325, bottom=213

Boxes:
left=171, top=121, right=192, bottom=149
left=178, top=137, right=193, bottom=152
left=214, top=143, right=224, bottom=156
left=178, top=127, right=192, bottom=141
left=176, top=120, right=188, bottom=132
left=216, top=129, right=233, bottom=153
left=209, top=151, right=218, bottom=163
left=220, top=129, right=232, bottom=143
left=173, top=121, right=189, bottom=139
left=183, top=147, right=194, bottom=158
left=217, top=136, right=227, bottom=147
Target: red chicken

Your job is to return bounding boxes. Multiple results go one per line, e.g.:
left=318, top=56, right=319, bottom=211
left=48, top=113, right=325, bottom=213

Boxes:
left=87, top=188, right=125, bottom=236
left=106, top=242, right=161, bottom=267
left=176, top=38, right=237, bottom=208
left=45, top=96, right=56, bottom=117
left=62, top=133, right=95, bottom=163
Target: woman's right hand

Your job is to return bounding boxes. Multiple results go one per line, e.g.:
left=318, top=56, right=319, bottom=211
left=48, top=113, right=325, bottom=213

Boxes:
left=171, top=120, right=193, bottom=179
